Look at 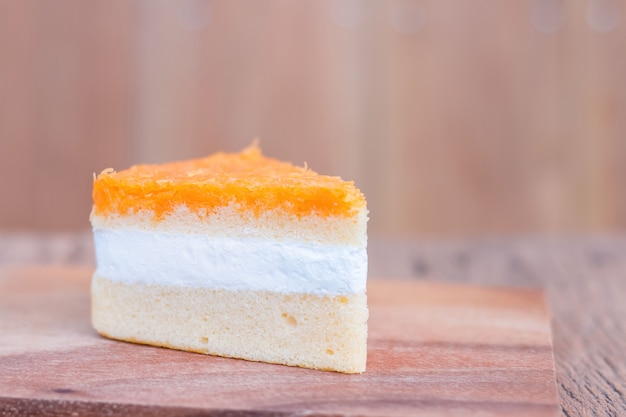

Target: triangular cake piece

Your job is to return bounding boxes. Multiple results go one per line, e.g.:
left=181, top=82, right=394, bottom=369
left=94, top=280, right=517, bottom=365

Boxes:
left=90, top=145, right=368, bottom=373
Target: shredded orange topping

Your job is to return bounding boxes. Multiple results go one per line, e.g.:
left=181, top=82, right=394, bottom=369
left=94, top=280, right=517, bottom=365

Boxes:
left=92, top=145, right=366, bottom=219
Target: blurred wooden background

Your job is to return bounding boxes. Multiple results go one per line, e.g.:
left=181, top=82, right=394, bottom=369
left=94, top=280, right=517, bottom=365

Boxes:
left=1, top=0, right=625, bottom=237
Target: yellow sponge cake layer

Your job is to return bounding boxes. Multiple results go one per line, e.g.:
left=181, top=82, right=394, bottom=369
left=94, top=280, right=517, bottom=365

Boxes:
left=91, top=204, right=367, bottom=246
left=92, top=276, right=368, bottom=373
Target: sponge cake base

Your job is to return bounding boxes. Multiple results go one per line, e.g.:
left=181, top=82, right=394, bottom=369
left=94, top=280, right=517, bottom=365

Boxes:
left=91, top=275, right=368, bottom=373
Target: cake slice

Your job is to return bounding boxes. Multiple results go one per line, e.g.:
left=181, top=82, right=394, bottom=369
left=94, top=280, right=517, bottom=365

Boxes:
left=90, top=145, right=369, bottom=373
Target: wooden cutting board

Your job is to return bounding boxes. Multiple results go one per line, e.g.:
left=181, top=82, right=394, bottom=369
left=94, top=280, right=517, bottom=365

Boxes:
left=0, top=267, right=559, bottom=417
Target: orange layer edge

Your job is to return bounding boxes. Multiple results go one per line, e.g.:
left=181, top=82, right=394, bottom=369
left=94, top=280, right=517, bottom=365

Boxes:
left=92, top=145, right=366, bottom=220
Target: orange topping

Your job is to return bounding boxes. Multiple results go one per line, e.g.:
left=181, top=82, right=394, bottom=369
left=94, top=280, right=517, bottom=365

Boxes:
left=92, top=145, right=366, bottom=220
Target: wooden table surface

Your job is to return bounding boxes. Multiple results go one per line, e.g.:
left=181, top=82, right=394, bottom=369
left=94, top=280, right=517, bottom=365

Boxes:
left=1, top=232, right=624, bottom=417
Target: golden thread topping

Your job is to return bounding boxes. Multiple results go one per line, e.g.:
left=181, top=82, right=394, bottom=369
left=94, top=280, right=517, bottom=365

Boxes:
left=92, top=145, right=366, bottom=220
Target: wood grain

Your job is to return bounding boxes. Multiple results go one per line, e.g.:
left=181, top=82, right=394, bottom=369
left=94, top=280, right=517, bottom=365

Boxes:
left=0, top=266, right=558, bottom=417
left=0, top=1, right=135, bottom=231
left=2, top=1, right=626, bottom=235
left=368, top=237, right=626, bottom=417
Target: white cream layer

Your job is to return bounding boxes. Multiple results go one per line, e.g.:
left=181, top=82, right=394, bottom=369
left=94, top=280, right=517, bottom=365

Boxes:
left=93, top=229, right=367, bottom=295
